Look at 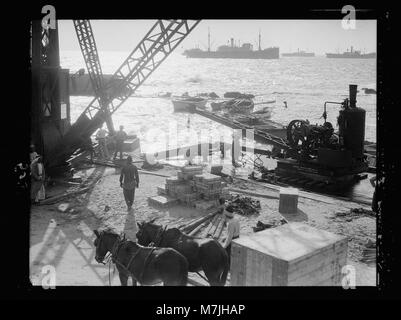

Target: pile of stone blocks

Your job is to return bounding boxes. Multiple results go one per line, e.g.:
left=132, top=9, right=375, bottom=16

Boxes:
left=148, top=165, right=229, bottom=211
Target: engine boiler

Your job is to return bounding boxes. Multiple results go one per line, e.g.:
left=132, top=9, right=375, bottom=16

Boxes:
left=275, top=84, right=368, bottom=184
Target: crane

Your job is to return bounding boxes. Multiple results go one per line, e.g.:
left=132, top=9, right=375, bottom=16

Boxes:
left=49, top=19, right=200, bottom=167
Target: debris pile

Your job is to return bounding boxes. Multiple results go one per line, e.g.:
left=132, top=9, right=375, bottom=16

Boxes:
left=226, top=194, right=261, bottom=216
left=148, top=165, right=230, bottom=211
left=360, top=239, right=376, bottom=265
left=224, top=92, right=255, bottom=99
left=334, top=207, right=376, bottom=220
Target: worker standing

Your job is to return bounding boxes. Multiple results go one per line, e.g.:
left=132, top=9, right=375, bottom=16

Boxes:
left=222, top=205, right=240, bottom=267
left=30, top=156, right=46, bottom=204
left=30, top=144, right=39, bottom=164
left=120, top=156, right=139, bottom=211
left=370, top=175, right=378, bottom=213
left=96, top=126, right=109, bottom=159
left=113, top=125, right=128, bottom=160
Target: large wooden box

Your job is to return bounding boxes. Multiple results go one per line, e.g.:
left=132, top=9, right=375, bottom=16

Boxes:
left=230, top=223, right=348, bottom=286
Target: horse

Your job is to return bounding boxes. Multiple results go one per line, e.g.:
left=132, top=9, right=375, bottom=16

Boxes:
left=136, top=220, right=229, bottom=286
left=93, top=229, right=188, bottom=286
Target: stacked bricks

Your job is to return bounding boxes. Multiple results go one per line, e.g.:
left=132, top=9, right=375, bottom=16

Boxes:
left=151, top=165, right=226, bottom=210
left=193, top=173, right=223, bottom=200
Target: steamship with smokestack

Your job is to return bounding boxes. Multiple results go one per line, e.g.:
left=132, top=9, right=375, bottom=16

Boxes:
left=183, top=29, right=279, bottom=59
left=326, top=46, right=376, bottom=59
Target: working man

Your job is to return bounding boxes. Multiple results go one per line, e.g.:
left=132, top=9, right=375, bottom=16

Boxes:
left=120, top=156, right=139, bottom=211
left=221, top=204, right=240, bottom=267
left=96, top=126, right=109, bottom=159
left=370, top=175, right=378, bottom=213
left=113, top=125, right=128, bottom=160
left=30, top=156, right=46, bottom=204
left=30, top=144, right=39, bottom=164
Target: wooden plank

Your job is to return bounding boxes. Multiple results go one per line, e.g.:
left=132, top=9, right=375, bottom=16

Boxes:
left=213, top=216, right=226, bottom=240
left=182, top=213, right=215, bottom=233
left=188, top=220, right=210, bottom=236
left=230, top=242, right=247, bottom=286
left=288, top=247, right=347, bottom=284
left=208, top=214, right=223, bottom=237
left=205, top=214, right=220, bottom=235
left=212, top=215, right=226, bottom=239
left=288, top=251, right=347, bottom=286
left=39, top=187, right=90, bottom=205
left=288, top=240, right=348, bottom=275
left=244, top=246, right=273, bottom=286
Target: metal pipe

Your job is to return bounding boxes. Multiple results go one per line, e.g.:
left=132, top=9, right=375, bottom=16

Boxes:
left=349, top=84, right=358, bottom=108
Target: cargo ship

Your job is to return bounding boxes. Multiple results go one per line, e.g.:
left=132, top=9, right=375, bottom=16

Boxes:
left=282, top=49, right=315, bottom=57
left=183, top=30, right=279, bottom=59
left=326, top=46, right=376, bottom=59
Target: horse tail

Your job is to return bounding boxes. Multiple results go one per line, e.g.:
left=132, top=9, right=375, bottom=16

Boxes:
left=218, top=247, right=229, bottom=286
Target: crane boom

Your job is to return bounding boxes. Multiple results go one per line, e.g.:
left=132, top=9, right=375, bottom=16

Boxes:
left=51, top=19, right=200, bottom=166
left=73, top=20, right=115, bottom=133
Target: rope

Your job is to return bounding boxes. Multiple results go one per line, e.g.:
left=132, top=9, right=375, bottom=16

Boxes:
left=195, top=271, right=209, bottom=283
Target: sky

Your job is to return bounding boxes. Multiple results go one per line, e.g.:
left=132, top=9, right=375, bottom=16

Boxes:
left=58, top=20, right=376, bottom=55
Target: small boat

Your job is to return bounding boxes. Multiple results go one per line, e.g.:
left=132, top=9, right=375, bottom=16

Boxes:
left=172, top=97, right=207, bottom=112
left=158, top=92, right=172, bottom=98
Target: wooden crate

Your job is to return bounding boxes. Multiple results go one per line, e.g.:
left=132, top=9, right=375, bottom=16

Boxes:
left=230, top=223, right=348, bottom=286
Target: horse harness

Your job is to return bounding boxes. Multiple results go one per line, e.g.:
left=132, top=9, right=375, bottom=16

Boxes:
left=99, top=233, right=155, bottom=284
left=150, top=225, right=210, bottom=284
left=150, top=225, right=168, bottom=247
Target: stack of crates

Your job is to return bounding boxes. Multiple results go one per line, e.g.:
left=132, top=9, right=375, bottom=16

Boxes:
left=193, top=173, right=223, bottom=200
left=162, top=166, right=225, bottom=207
left=180, top=166, right=203, bottom=180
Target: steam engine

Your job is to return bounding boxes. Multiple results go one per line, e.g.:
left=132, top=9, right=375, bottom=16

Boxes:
left=276, top=85, right=368, bottom=183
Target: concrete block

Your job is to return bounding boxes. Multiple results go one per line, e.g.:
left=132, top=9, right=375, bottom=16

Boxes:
left=166, top=176, right=182, bottom=185
left=148, top=195, right=179, bottom=208
left=279, top=187, right=299, bottom=214
left=157, top=185, right=167, bottom=195
left=211, top=165, right=223, bottom=175
left=230, top=223, right=348, bottom=286
left=182, top=165, right=203, bottom=173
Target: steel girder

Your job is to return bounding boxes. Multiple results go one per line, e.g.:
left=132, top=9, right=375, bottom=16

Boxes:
left=75, top=19, right=200, bottom=124
left=73, top=20, right=115, bottom=133
left=51, top=19, right=200, bottom=166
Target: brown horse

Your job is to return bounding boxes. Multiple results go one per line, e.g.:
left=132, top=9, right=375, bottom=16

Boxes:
left=136, top=221, right=229, bottom=286
left=93, top=229, right=188, bottom=286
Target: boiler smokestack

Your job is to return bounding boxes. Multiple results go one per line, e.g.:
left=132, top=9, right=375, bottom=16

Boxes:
left=349, top=84, right=357, bottom=108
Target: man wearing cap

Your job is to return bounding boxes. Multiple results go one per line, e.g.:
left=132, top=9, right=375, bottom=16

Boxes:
left=222, top=204, right=240, bottom=266
left=120, top=156, right=139, bottom=211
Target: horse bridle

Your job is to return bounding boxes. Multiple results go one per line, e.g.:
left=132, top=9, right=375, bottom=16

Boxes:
left=96, top=231, right=155, bottom=284
left=95, top=232, right=125, bottom=264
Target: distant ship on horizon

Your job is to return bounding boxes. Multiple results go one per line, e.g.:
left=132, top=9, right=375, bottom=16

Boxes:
left=183, top=29, right=279, bottom=60
left=282, top=48, right=315, bottom=57
left=326, top=46, right=376, bottom=59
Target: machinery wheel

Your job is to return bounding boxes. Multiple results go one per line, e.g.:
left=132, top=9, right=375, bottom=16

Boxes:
left=287, top=120, right=308, bottom=148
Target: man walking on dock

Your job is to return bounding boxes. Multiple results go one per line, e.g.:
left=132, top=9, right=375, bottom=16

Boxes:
left=113, top=125, right=127, bottom=160
left=120, top=156, right=139, bottom=211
